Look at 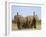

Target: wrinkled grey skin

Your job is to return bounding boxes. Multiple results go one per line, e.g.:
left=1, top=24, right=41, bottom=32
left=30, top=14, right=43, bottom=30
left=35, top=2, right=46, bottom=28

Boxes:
left=14, top=15, right=36, bottom=29
left=26, top=16, right=33, bottom=28
left=26, top=16, right=36, bottom=28
left=14, top=15, right=27, bottom=29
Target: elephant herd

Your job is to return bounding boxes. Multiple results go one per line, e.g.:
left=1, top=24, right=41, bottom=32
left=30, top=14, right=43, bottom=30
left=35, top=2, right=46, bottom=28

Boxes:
left=14, top=12, right=36, bottom=30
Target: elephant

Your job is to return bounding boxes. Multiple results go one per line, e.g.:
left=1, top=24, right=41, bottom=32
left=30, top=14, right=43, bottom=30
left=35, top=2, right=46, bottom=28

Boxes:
left=14, top=15, right=27, bottom=30
left=26, top=16, right=36, bottom=28
left=26, top=16, right=33, bottom=28
left=14, top=12, right=36, bottom=29
left=30, top=16, right=36, bottom=28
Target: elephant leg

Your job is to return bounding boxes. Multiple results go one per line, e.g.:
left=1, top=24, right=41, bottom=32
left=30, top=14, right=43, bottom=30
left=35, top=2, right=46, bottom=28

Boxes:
left=22, top=23, right=27, bottom=29
left=30, top=24, right=33, bottom=28
left=34, top=23, right=36, bottom=28
left=17, top=22, right=21, bottom=30
left=22, top=23, right=25, bottom=28
left=19, top=23, right=24, bottom=29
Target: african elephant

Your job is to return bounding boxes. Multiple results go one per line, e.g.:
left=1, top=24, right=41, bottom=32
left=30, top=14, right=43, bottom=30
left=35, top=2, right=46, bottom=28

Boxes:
left=14, top=15, right=27, bottom=30
left=26, top=16, right=32, bottom=28
left=14, top=13, right=36, bottom=29
left=26, top=16, right=36, bottom=28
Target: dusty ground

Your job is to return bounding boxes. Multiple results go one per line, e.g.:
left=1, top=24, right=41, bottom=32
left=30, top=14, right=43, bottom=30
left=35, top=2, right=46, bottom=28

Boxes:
left=12, top=23, right=41, bottom=31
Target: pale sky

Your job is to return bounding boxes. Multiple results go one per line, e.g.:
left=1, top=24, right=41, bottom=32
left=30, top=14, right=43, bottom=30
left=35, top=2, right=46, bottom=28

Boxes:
left=11, top=5, right=41, bottom=20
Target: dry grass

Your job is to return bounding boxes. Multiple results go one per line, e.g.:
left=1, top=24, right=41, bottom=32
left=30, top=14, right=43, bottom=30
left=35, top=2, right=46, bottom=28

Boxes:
left=12, top=22, right=41, bottom=31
